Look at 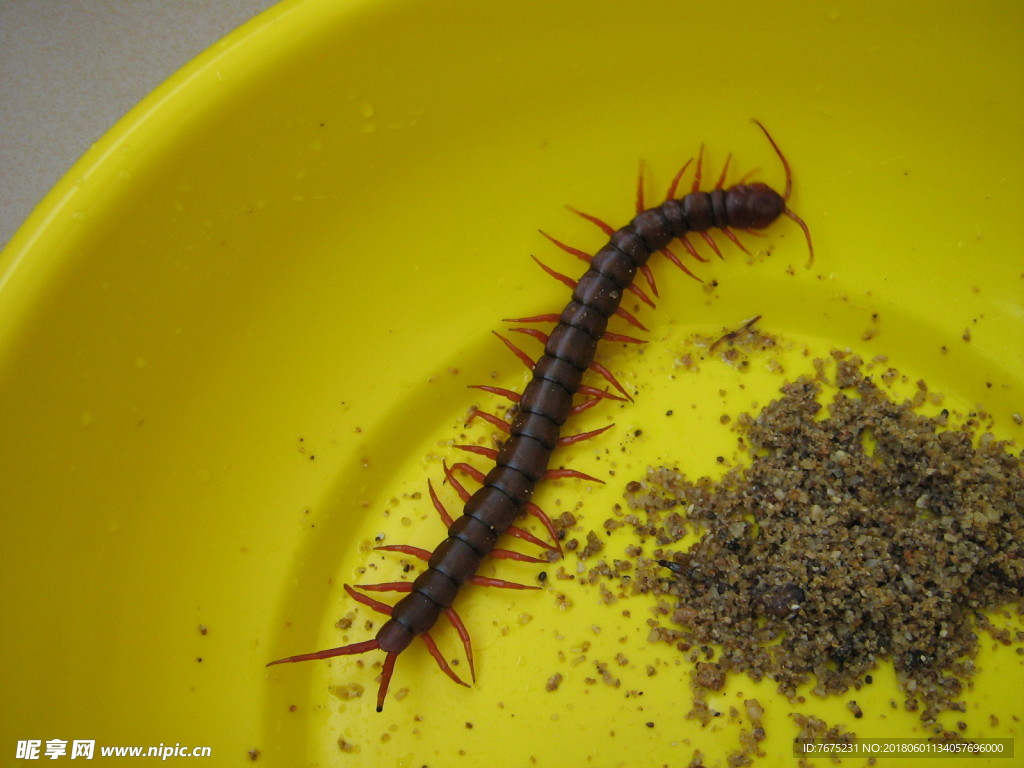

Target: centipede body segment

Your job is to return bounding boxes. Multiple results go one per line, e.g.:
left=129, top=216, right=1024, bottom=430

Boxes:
left=267, top=120, right=813, bottom=711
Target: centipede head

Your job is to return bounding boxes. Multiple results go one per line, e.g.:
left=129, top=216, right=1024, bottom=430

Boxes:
left=725, top=183, right=786, bottom=230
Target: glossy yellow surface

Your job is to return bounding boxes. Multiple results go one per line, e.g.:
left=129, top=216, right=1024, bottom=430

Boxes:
left=1, top=0, right=1022, bottom=765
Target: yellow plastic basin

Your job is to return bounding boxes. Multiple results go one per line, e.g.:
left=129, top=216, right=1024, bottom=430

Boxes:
left=1, top=0, right=1021, bottom=766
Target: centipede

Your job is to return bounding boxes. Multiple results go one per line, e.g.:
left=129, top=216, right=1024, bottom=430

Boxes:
left=267, top=120, right=813, bottom=711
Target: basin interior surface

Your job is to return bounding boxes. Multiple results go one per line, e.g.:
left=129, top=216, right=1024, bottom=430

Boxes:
left=1, top=0, right=1021, bottom=766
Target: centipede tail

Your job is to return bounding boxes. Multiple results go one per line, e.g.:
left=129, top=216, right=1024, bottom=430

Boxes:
left=268, top=122, right=813, bottom=710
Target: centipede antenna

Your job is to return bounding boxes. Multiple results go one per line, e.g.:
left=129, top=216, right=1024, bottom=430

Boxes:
left=751, top=118, right=792, bottom=200
left=785, top=208, right=815, bottom=267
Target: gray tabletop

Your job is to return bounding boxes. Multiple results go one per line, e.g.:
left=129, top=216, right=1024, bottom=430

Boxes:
left=0, top=0, right=280, bottom=251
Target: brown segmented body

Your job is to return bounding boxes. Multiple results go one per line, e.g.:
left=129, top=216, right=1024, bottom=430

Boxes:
left=267, top=120, right=813, bottom=711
